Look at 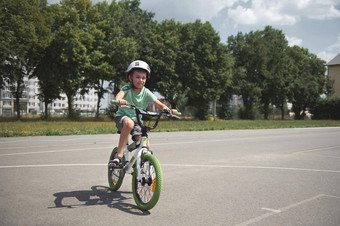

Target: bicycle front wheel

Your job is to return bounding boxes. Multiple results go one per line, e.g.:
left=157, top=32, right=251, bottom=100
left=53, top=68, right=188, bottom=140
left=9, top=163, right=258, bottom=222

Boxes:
left=132, top=154, right=163, bottom=211
left=108, top=147, right=125, bottom=191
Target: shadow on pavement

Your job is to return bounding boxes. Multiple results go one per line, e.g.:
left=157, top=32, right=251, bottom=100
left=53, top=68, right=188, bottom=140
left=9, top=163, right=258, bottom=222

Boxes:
left=49, top=185, right=150, bottom=215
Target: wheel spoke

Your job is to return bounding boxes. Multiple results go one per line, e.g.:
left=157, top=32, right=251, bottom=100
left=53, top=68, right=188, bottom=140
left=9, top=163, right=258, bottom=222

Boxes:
left=132, top=154, right=162, bottom=210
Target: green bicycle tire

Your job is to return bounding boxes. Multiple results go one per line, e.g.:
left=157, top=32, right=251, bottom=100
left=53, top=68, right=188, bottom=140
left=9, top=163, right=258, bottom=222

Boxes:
left=108, top=147, right=125, bottom=191
left=132, top=154, right=163, bottom=211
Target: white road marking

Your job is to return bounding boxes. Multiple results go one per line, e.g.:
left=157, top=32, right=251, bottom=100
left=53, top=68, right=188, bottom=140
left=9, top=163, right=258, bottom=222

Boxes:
left=2, top=140, right=339, bottom=158
left=0, top=139, right=230, bottom=151
left=0, top=146, right=112, bottom=156
left=292, top=145, right=340, bottom=154
left=236, top=194, right=340, bottom=226
left=1, top=163, right=339, bottom=174
left=306, top=153, right=340, bottom=159
left=0, top=142, right=113, bottom=150
left=0, top=163, right=105, bottom=168
left=261, top=208, right=281, bottom=213
left=162, top=163, right=340, bottom=174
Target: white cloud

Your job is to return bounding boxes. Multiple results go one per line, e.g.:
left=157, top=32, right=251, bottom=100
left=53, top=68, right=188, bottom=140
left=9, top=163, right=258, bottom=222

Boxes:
left=286, top=36, right=303, bottom=46
left=228, top=3, right=297, bottom=25
left=318, top=32, right=340, bottom=62
left=301, top=2, right=340, bottom=19
left=318, top=51, right=337, bottom=63
left=140, top=0, right=246, bottom=22
left=226, top=0, right=340, bottom=26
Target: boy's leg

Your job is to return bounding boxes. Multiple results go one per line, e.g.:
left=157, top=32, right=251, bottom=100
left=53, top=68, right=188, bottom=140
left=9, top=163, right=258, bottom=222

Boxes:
left=130, top=123, right=149, bottom=149
left=115, top=117, right=134, bottom=158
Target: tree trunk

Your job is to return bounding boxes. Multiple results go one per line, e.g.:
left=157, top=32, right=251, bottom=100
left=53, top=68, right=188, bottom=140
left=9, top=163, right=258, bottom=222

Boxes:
left=44, top=100, right=49, bottom=119
left=293, top=104, right=303, bottom=120
left=15, top=80, right=21, bottom=121
left=96, top=81, right=105, bottom=118
left=213, top=100, right=216, bottom=121
left=263, top=100, right=270, bottom=120
left=65, top=92, right=74, bottom=119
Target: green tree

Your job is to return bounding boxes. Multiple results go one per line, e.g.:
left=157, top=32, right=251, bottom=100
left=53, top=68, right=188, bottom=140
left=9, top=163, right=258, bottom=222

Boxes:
left=35, top=47, right=62, bottom=118
left=46, top=0, right=97, bottom=119
left=118, top=0, right=155, bottom=61
left=147, top=19, right=182, bottom=108
left=228, top=31, right=263, bottom=119
left=84, top=1, right=137, bottom=117
left=287, top=46, right=326, bottom=119
left=34, top=3, right=61, bottom=119
left=177, top=21, right=233, bottom=120
left=0, top=0, right=52, bottom=120
left=259, top=26, right=290, bottom=119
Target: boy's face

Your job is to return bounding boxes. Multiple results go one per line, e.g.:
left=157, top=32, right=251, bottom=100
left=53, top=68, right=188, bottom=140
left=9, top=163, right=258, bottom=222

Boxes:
left=129, top=70, right=147, bottom=89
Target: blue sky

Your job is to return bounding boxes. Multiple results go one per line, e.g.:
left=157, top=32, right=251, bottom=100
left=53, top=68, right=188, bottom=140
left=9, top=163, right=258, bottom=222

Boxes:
left=49, top=0, right=340, bottom=63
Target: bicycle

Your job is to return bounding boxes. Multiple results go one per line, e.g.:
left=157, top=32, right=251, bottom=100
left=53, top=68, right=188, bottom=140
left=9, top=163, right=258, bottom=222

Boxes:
left=108, top=100, right=181, bottom=210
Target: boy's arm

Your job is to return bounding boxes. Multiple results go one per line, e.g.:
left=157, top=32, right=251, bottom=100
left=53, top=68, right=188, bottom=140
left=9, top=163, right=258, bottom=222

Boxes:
left=154, top=100, right=178, bottom=115
left=115, top=90, right=127, bottom=105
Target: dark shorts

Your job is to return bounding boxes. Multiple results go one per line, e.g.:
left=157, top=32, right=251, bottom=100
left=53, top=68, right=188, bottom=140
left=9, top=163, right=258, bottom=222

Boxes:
left=114, top=116, right=142, bottom=137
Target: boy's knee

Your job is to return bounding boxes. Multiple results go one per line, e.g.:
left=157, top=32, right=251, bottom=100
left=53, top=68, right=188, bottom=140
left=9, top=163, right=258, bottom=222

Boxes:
left=123, top=118, right=134, bottom=130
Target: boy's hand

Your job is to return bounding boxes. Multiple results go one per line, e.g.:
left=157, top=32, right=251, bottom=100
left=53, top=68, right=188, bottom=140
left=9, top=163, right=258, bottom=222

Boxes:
left=171, top=109, right=178, bottom=115
left=118, top=99, right=128, bottom=105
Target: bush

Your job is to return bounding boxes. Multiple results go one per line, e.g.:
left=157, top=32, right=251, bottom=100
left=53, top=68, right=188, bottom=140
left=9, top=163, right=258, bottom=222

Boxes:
left=310, top=96, right=340, bottom=119
left=67, top=110, right=81, bottom=121
left=105, top=105, right=117, bottom=120
left=238, top=105, right=255, bottom=119
left=217, top=102, right=233, bottom=119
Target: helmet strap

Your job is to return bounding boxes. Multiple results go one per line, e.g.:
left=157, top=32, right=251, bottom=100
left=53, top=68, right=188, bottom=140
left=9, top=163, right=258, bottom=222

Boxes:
left=130, top=82, right=136, bottom=89
left=128, top=74, right=137, bottom=89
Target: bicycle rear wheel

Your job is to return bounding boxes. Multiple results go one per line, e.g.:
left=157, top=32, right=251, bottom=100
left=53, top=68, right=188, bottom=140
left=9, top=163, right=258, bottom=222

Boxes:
left=132, top=154, right=163, bottom=211
left=108, top=147, right=125, bottom=191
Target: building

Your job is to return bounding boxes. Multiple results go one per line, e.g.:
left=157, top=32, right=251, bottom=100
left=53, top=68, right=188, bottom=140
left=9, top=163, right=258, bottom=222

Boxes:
left=0, top=76, right=39, bottom=115
left=0, top=75, right=99, bottom=116
left=327, top=53, right=340, bottom=97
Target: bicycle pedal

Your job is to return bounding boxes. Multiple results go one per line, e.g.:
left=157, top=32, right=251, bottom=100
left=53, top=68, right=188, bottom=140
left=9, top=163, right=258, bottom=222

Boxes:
left=108, top=164, right=123, bottom=169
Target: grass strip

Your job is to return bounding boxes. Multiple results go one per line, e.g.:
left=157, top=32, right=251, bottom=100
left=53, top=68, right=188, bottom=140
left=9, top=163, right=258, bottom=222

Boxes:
left=0, top=120, right=339, bottom=137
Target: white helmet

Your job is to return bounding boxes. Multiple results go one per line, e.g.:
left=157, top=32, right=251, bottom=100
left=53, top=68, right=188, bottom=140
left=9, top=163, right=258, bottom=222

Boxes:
left=126, top=60, right=150, bottom=79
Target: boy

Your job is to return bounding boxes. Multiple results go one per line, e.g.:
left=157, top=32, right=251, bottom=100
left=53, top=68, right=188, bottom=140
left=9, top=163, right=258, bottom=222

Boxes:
left=109, top=60, right=178, bottom=167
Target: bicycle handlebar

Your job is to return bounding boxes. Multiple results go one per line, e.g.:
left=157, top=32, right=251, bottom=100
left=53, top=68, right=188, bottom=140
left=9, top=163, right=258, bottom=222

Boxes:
left=111, top=100, right=120, bottom=105
left=111, top=99, right=181, bottom=131
left=111, top=100, right=181, bottom=117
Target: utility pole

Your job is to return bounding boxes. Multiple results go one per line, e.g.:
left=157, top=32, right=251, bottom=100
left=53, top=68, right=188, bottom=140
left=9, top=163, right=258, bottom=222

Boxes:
left=213, top=100, right=216, bottom=121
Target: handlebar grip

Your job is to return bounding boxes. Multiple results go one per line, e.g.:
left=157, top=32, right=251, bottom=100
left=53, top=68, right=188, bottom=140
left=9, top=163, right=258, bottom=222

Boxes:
left=111, top=100, right=120, bottom=105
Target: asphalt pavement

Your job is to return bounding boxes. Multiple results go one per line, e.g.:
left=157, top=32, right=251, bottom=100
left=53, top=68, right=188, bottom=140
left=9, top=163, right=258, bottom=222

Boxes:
left=0, top=127, right=339, bottom=225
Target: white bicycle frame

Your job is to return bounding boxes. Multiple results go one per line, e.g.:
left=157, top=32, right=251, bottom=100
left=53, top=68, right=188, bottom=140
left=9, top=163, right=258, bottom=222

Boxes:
left=114, top=102, right=178, bottom=182
left=122, top=134, right=152, bottom=182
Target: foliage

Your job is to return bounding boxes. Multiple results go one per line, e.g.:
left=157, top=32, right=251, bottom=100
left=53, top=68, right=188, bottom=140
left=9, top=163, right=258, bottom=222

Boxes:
left=310, top=96, right=340, bottom=119
left=228, top=32, right=262, bottom=119
left=146, top=19, right=182, bottom=108
left=228, top=27, right=327, bottom=120
left=0, top=0, right=52, bottom=120
left=105, top=104, right=117, bottom=120
left=259, top=26, right=290, bottom=120
left=84, top=1, right=137, bottom=118
left=287, top=46, right=326, bottom=119
left=178, top=20, right=233, bottom=120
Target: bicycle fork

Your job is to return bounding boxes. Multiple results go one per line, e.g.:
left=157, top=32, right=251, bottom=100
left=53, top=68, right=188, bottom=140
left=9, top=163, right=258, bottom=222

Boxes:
left=123, top=136, right=153, bottom=182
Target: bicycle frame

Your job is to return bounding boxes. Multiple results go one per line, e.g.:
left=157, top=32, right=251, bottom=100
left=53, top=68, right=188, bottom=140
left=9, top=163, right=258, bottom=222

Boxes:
left=118, top=103, right=170, bottom=182
left=122, top=135, right=152, bottom=181
left=108, top=100, right=180, bottom=210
